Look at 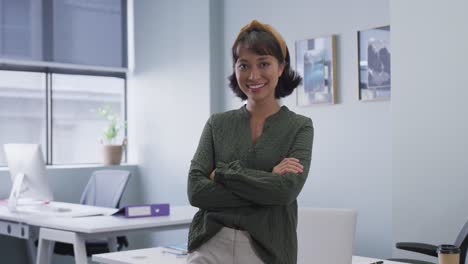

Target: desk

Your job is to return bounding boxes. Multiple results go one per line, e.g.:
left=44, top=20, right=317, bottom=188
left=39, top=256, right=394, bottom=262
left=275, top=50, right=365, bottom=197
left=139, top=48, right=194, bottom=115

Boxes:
left=93, top=247, right=186, bottom=264
left=353, top=256, right=408, bottom=263
left=93, top=249, right=409, bottom=264
left=0, top=203, right=197, bottom=264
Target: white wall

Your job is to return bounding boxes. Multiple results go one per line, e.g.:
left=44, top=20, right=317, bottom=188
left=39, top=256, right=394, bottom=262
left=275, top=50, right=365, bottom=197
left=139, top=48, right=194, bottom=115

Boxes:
left=391, top=0, right=468, bottom=262
left=128, top=0, right=211, bottom=246
left=222, top=0, right=392, bottom=258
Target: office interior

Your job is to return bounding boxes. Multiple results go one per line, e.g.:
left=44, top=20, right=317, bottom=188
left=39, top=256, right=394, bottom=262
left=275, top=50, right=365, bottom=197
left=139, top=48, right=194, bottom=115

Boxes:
left=0, top=0, right=467, bottom=263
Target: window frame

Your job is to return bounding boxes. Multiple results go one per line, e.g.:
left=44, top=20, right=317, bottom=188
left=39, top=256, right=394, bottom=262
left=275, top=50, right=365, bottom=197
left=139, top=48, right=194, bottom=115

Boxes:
left=0, top=66, right=128, bottom=166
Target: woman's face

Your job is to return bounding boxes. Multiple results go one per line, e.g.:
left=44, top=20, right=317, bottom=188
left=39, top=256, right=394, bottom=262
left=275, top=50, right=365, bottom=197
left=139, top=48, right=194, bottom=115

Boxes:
left=235, top=46, right=284, bottom=104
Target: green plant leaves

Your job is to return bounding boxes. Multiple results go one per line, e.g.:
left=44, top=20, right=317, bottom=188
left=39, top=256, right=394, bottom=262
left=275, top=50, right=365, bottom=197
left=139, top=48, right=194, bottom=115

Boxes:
left=98, top=104, right=126, bottom=144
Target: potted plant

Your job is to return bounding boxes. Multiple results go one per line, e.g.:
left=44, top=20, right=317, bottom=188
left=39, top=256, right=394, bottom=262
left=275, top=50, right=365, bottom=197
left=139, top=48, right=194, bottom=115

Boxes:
left=98, top=104, right=127, bottom=165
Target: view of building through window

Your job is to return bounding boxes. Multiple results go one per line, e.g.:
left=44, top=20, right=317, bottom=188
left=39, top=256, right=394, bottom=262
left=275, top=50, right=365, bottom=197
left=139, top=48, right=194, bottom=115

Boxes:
left=0, top=70, right=126, bottom=166
left=0, top=71, right=46, bottom=166
left=52, top=74, right=125, bottom=164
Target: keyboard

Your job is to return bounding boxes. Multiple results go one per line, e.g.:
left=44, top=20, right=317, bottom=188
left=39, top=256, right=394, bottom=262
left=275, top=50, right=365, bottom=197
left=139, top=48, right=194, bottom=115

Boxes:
left=15, top=202, right=117, bottom=218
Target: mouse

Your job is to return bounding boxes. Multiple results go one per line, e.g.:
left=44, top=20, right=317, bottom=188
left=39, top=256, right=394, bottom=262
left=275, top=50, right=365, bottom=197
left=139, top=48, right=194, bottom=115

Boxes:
left=52, top=207, right=72, bottom=213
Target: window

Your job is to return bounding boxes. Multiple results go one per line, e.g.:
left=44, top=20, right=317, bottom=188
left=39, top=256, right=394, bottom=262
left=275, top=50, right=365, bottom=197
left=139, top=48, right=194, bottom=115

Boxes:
left=52, top=74, right=125, bottom=164
left=0, top=0, right=129, bottom=166
left=0, top=70, right=126, bottom=166
left=0, top=70, right=46, bottom=166
left=0, top=0, right=127, bottom=68
left=0, top=0, right=43, bottom=60
left=51, top=0, right=126, bottom=67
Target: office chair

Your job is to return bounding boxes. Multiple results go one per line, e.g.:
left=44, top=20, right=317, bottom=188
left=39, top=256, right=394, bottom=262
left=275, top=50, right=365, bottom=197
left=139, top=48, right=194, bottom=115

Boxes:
left=53, top=170, right=132, bottom=257
left=389, top=219, right=468, bottom=264
left=296, top=207, right=357, bottom=264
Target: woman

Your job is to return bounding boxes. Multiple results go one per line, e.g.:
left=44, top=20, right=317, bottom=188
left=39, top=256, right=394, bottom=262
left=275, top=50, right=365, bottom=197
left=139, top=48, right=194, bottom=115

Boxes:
left=187, top=20, right=314, bottom=264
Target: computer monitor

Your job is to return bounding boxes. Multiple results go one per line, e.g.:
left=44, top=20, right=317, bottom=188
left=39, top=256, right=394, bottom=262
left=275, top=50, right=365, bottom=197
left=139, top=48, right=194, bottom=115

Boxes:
left=3, top=144, right=54, bottom=211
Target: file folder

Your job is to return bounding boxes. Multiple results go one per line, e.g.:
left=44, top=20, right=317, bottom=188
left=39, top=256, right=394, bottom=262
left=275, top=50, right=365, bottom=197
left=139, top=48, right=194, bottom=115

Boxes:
left=113, top=203, right=170, bottom=218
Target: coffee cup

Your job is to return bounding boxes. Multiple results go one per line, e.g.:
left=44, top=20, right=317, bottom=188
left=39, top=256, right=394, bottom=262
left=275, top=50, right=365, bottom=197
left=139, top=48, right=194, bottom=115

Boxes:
left=437, top=244, right=460, bottom=264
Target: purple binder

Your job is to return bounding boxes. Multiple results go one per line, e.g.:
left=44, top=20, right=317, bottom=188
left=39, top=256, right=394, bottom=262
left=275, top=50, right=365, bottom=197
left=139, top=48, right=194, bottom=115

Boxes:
left=113, top=203, right=170, bottom=218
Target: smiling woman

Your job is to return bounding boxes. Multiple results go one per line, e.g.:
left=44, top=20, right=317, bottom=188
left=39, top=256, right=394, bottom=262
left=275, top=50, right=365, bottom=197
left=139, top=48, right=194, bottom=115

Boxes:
left=228, top=20, right=302, bottom=101
left=187, top=20, right=314, bottom=264
left=234, top=51, right=284, bottom=105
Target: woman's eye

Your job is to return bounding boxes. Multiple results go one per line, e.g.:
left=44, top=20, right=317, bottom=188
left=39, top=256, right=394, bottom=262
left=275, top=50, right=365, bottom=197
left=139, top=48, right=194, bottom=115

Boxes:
left=237, top=64, right=247, bottom=70
left=259, top=62, right=270, bottom=68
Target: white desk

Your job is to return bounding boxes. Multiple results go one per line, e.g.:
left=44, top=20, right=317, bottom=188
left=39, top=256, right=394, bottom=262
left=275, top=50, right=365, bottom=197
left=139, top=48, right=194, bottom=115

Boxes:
left=93, top=249, right=409, bottom=264
left=353, top=256, right=408, bottom=263
left=0, top=203, right=197, bottom=264
left=93, top=247, right=186, bottom=264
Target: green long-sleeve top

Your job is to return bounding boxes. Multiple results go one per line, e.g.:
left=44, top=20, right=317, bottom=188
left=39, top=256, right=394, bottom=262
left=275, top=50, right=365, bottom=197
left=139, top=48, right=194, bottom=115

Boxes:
left=187, top=105, right=313, bottom=264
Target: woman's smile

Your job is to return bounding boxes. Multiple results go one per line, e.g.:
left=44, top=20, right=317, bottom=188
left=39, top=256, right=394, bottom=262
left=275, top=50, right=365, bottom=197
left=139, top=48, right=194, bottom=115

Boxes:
left=247, top=83, right=267, bottom=92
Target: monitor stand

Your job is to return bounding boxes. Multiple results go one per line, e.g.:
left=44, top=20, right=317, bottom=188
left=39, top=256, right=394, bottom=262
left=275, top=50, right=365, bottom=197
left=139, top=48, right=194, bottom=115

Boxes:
left=8, top=172, right=25, bottom=212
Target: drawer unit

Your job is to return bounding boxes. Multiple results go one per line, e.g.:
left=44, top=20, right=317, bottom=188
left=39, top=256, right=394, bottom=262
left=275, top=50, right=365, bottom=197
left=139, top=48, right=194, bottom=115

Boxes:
left=0, top=220, right=29, bottom=239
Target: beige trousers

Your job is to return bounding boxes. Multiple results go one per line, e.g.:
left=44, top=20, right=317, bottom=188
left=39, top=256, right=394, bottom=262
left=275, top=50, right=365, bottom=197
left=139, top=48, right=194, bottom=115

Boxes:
left=187, top=227, right=264, bottom=264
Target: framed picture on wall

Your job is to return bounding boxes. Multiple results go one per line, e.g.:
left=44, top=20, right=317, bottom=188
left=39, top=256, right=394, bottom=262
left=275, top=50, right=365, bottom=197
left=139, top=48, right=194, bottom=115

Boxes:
left=295, top=35, right=336, bottom=106
left=358, top=25, right=391, bottom=101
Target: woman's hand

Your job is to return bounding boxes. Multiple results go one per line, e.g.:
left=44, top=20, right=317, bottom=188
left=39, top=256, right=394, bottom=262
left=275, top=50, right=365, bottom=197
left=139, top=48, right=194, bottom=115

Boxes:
left=272, top=158, right=304, bottom=175
left=209, top=170, right=216, bottom=181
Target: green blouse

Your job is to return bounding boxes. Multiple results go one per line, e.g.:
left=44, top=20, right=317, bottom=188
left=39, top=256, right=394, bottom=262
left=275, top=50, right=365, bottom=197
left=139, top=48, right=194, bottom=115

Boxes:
left=187, top=105, right=314, bottom=264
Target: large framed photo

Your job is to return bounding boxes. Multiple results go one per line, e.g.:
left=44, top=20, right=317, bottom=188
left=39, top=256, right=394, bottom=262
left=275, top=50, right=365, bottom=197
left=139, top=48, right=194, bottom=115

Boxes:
left=295, top=35, right=336, bottom=106
left=358, top=26, right=391, bottom=101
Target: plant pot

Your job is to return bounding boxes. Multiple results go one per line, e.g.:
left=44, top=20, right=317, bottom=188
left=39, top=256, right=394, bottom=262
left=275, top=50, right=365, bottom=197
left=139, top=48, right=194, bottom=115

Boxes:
left=101, top=144, right=123, bottom=165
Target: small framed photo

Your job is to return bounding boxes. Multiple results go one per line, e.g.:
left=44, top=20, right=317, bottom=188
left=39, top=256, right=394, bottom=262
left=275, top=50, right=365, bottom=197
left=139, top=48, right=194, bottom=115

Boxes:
left=358, top=26, right=391, bottom=101
left=295, top=35, right=336, bottom=106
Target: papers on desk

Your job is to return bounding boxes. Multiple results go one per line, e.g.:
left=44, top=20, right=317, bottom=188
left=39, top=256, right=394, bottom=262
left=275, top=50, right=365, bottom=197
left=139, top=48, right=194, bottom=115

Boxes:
left=92, top=247, right=188, bottom=264
left=162, top=243, right=188, bottom=255
left=0, top=198, right=50, bottom=206
left=13, top=202, right=118, bottom=218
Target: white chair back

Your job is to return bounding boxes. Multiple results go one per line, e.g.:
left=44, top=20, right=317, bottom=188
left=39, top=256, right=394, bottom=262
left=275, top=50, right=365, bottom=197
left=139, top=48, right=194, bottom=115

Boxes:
left=297, top=207, right=357, bottom=264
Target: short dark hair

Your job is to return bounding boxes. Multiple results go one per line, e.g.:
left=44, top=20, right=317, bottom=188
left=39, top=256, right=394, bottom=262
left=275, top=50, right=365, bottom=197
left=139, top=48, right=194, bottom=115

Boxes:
left=228, top=29, right=302, bottom=100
